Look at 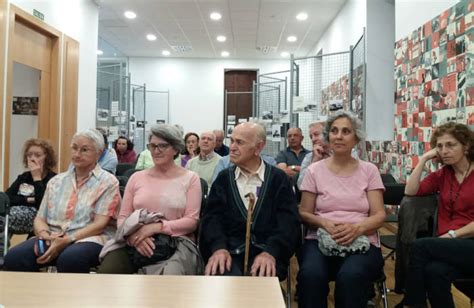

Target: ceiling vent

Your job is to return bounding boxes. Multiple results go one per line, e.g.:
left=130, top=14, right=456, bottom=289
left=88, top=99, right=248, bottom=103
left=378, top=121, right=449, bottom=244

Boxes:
left=257, top=46, right=277, bottom=54
left=171, top=45, right=193, bottom=53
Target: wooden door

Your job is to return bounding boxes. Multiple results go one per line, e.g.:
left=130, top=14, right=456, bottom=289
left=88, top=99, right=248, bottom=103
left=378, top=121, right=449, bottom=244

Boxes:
left=2, top=5, right=61, bottom=189
left=224, top=70, right=257, bottom=127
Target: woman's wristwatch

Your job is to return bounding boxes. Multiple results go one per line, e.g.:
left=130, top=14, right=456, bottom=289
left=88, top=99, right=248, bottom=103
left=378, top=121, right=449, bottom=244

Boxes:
left=447, top=230, right=457, bottom=238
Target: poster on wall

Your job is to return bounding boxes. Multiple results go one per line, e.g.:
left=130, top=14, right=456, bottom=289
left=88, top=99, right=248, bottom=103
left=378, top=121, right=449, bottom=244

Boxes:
left=226, top=124, right=234, bottom=137
left=227, top=115, right=236, bottom=124
left=271, top=124, right=281, bottom=141
left=12, top=96, right=38, bottom=115
left=97, top=108, right=109, bottom=121
left=110, top=101, right=119, bottom=116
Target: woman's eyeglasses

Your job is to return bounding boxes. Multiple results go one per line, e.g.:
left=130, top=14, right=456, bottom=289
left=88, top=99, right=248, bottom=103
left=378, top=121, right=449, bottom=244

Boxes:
left=147, top=143, right=170, bottom=152
left=70, top=146, right=94, bottom=155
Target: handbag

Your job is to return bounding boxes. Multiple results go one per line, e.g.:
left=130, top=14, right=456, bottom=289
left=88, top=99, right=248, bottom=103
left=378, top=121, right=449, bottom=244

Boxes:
left=127, top=234, right=178, bottom=269
left=316, top=228, right=370, bottom=257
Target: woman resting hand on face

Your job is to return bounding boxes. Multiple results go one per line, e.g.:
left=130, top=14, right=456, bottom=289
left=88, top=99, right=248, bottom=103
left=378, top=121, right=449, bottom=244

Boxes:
left=6, top=138, right=57, bottom=236
left=400, top=122, right=474, bottom=308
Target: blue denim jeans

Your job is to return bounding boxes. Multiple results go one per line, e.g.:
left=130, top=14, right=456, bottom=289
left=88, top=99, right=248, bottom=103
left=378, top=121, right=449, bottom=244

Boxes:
left=404, top=237, right=474, bottom=308
left=297, top=239, right=383, bottom=308
left=4, top=237, right=102, bottom=273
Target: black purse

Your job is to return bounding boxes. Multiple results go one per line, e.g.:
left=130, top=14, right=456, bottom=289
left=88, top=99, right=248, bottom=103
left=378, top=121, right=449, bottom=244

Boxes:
left=127, top=234, right=178, bottom=269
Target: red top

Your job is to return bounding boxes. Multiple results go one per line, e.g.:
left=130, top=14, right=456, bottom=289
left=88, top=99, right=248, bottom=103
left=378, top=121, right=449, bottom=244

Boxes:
left=417, top=166, right=474, bottom=235
left=117, top=149, right=137, bottom=164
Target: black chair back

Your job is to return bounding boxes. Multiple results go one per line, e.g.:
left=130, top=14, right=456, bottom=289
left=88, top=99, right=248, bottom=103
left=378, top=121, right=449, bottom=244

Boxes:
left=123, top=168, right=138, bottom=179
left=383, top=183, right=406, bottom=206
left=381, top=173, right=397, bottom=184
left=116, top=163, right=135, bottom=176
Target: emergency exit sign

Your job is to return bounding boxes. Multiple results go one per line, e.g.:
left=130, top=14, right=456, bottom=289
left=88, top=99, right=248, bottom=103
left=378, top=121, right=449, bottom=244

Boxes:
left=33, top=9, right=44, bottom=21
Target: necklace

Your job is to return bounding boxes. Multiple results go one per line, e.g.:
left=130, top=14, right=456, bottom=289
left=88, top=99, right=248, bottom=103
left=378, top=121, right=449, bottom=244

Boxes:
left=449, top=162, right=472, bottom=219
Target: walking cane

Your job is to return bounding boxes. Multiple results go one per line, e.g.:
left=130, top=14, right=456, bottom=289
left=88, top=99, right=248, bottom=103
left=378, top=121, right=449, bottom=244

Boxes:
left=243, top=192, right=256, bottom=276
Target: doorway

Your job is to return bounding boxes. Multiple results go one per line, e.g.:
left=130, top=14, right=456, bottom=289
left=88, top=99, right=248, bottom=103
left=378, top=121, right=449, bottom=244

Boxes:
left=2, top=5, right=61, bottom=189
left=224, top=70, right=257, bottom=134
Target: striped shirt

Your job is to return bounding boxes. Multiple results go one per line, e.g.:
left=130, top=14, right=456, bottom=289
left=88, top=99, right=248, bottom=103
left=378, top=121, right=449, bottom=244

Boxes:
left=37, top=164, right=121, bottom=245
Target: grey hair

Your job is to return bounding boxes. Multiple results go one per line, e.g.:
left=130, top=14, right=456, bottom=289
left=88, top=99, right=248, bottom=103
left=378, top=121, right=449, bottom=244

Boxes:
left=247, top=119, right=267, bottom=143
left=323, top=110, right=366, bottom=143
left=308, top=121, right=325, bottom=129
left=174, top=124, right=184, bottom=138
left=149, top=124, right=185, bottom=158
left=72, top=129, right=105, bottom=154
left=213, top=129, right=225, bottom=136
left=201, top=131, right=216, bottom=142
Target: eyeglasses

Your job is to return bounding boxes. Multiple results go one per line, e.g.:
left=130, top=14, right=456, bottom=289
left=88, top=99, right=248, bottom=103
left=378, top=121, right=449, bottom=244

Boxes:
left=436, top=142, right=459, bottom=151
left=147, top=142, right=171, bottom=152
left=71, top=146, right=94, bottom=155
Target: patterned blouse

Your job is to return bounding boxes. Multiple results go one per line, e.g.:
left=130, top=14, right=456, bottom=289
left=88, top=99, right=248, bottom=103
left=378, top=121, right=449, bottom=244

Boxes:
left=37, top=164, right=121, bottom=245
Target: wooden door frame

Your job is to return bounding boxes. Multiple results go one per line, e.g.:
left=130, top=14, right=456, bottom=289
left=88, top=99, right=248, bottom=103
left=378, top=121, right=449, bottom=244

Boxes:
left=2, top=4, right=62, bottom=189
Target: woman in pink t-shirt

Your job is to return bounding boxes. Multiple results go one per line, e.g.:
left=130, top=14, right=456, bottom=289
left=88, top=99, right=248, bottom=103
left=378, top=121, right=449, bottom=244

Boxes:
left=297, top=111, right=386, bottom=308
left=401, top=122, right=474, bottom=308
left=98, top=124, right=202, bottom=275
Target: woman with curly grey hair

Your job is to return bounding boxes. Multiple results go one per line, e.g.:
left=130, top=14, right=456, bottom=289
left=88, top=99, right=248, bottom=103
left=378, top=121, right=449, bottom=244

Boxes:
left=98, top=124, right=203, bottom=275
left=297, top=110, right=386, bottom=308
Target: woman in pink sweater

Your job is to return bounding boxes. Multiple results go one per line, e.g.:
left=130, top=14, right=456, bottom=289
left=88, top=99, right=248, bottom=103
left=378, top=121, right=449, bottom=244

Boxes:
left=98, top=124, right=202, bottom=274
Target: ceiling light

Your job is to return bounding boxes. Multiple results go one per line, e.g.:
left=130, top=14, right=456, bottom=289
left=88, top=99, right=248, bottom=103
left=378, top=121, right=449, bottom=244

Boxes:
left=210, top=12, right=222, bottom=20
left=162, top=50, right=170, bottom=56
left=221, top=51, right=229, bottom=57
left=96, top=50, right=103, bottom=55
left=287, top=35, right=297, bottom=42
left=280, top=51, right=290, bottom=57
left=124, top=11, right=137, bottom=19
left=296, top=12, right=308, bottom=21
left=146, top=34, right=157, bottom=41
left=216, top=35, right=226, bottom=42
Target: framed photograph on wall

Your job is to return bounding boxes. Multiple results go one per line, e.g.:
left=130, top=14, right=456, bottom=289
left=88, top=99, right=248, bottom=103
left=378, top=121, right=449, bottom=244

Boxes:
left=12, top=96, right=39, bottom=115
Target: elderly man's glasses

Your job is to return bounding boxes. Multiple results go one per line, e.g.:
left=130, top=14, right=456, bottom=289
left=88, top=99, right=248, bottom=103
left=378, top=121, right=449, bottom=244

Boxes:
left=147, top=142, right=171, bottom=152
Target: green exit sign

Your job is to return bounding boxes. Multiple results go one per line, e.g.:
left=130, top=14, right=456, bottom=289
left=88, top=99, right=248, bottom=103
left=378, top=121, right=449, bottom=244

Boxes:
left=33, top=9, right=44, bottom=21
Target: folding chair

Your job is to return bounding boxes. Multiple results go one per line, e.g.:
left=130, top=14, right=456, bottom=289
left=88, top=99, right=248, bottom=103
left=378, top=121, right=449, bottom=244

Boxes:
left=381, top=182, right=405, bottom=260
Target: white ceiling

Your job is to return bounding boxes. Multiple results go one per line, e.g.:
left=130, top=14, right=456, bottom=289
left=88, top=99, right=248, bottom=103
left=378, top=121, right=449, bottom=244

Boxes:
left=97, top=0, right=347, bottom=59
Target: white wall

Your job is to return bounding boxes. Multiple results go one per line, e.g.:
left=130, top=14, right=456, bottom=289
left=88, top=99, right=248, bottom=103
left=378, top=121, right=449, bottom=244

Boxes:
left=9, top=63, right=39, bottom=185
left=396, top=0, right=460, bottom=40
left=129, top=57, right=289, bottom=134
left=310, top=0, right=367, bottom=55
left=9, top=0, right=99, bottom=131
left=365, top=0, right=395, bottom=140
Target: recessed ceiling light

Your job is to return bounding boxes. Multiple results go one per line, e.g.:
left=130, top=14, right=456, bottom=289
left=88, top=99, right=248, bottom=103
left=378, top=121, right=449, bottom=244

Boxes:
left=216, top=35, right=226, bottom=42
left=296, top=12, right=308, bottom=21
left=146, top=34, right=157, bottom=41
left=280, top=51, right=290, bottom=57
left=124, top=11, right=137, bottom=19
left=287, top=35, right=297, bottom=42
left=162, top=50, right=170, bottom=56
left=210, top=12, right=222, bottom=20
left=221, top=51, right=229, bottom=57
left=97, top=50, right=103, bottom=55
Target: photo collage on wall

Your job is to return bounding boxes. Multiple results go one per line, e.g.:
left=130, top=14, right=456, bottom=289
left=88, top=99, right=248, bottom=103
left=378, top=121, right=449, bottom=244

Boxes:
left=367, top=0, right=474, bottom=182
